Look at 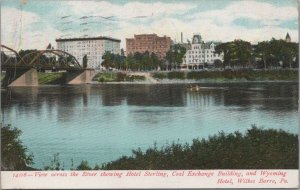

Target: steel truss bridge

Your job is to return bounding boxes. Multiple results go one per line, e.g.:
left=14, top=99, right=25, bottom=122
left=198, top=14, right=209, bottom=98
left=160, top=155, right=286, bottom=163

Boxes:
left=1, top=44, right=82, bottom=71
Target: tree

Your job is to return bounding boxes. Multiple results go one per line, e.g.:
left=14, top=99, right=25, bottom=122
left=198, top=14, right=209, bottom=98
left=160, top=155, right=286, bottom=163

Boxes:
left=213, top=59, right=223, bottom=68
left=121, top=48, right=125, bottom=56
left=101, top=51, right=165, bottom=71
left=166, top=44, right=186, bottom=70
left=83, top=55, right=88, bottom=68
left=233, top=40, right=252, bottom=68
left=77, top=160, right=92, bottom=170
left=254, top=41, right=271, bottom=69
left=255, top=39, right=299, bottom=69
left=215, top=40, right=253, bottom=69
left=1, top=124, right=34, bottom=170
left=101, top=51, right=113, bottom=69
left=215, top=42, right=233, bottom=69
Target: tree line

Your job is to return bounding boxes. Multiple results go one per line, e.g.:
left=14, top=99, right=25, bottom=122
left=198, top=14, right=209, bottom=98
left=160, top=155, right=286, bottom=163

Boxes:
left=101, top=38, right=298, bottom=71
left=101, top=49, right=163, bottom=71
left=101, top=45, right=186, bottom=71
left=215, top=38, right=298, bottom=69
left=1, top=38, right=298, bottom=70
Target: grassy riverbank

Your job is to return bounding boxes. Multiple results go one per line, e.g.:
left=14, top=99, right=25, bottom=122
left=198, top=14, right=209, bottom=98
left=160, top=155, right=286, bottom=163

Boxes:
left=93, top=72, right=146, bottom=82
left=1, top=69, right=297, bottom=85
left=38, top=72, right=66, bottom=85
left=0, top=72, right=66, bottom=85
left=2, top=124, right=298, bottom=170
left=152, top=69, right=298, bottom=82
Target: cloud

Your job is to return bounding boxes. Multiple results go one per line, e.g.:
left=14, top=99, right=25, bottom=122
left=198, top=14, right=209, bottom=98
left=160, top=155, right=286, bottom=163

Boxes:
left=1, top=0, right=298, bottom=51
left=174, top=0, right=298, bottom=43
left=189, top=0, right=297, bottom=24
left=62, top=1, right=197, bottom=19
left=1, top=7, right=62, bottom=50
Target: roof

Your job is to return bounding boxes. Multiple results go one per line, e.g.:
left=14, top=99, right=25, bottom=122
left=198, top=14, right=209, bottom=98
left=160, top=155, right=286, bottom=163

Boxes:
left=56, top=36, right=121, bottom=43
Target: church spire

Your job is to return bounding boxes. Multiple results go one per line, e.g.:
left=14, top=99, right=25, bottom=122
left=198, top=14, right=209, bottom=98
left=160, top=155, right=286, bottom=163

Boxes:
left=285, top=33, right=291, bottom=42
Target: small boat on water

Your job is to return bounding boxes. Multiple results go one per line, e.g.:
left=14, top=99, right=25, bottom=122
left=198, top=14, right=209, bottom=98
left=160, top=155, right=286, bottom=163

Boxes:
left=187, top=84, right=200, bottom=91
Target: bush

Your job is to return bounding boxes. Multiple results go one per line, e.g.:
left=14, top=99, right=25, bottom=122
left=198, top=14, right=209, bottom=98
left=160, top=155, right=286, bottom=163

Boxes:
left=125, top=75, right=146, bottom=81
left=101, top=126, right=298, bottom=170
left=43, top=153, right=62, bottom=170
left=116, top=72, right=127, bottom=82
left=152, top=72, right=167, bottom=79
left=167, top=71, right=186, bottom=79
left=77, top=160, right=92, bottom=170
left=38, top=72, right=66, bottom=84
left=93, top=72, right=116, bottom=82
left=99, top=77, right=105, bottom=82
left=1, top=124, right=34, bottom=170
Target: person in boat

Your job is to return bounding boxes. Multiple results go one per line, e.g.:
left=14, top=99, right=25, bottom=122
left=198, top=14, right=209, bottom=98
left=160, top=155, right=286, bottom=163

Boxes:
left=187, top=84, right=200, bottom=91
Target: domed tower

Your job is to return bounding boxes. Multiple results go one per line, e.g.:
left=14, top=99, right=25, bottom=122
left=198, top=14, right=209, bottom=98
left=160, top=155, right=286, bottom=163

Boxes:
left=192, top=34, right=202, bottom=44
left=285, top=33, right=291, bottom=42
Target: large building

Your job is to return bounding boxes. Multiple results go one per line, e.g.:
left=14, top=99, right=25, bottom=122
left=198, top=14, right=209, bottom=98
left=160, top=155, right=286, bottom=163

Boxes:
left=126, top=34, right=172, bottom=59
left=181, top=34, right=223, bottom=70
left=56, top=36, right=121, bottom=69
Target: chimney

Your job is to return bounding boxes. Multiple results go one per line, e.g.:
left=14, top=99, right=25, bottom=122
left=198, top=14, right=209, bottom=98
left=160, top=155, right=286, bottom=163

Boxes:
left=181, top=32, right=183, bottom=43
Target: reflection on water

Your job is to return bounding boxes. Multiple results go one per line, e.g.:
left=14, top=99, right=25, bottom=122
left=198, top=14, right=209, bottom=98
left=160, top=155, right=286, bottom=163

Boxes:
left=1, top=83, right=298, bottom=168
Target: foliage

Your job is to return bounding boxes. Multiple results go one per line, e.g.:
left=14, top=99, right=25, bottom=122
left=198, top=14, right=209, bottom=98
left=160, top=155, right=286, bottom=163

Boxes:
left=93, top=72, right=146, bottom=82
left=101, top=51, right=162, bottom=71
left=1, top=124, right=34, bottom=170
left=125, top=75, right=146, bottom=81
left=216, top=38, right=298, bottom=69
left=101, top=51, right=125, bottom=70
left=77, top=160, right=92, bottom=170
left=18, top=49, right=57, bottom=67
left=0, top=49, right=78, bottom=68
left=116, top=72, right=127, bottom=81
left=93, top=72, right=116, bottom=82
left=215, top=40, right=252, bottom=68
left=11, top=126, right=298, bottom=170
left=44, top=153, right=62, bottom=170
left=101, top=126, right=298, bottom=170
left=165, top=44, right=187, bottom=70
left=151, top=72, right=167, bottom=79
left=38, top=72, right=66, bottom=84
left=167, top=71, right=186, bottom=79
left=82, top=55, right=88, bottom=69
left=1, top=72, right=5, bottom=81
left=186, top=69, right=298, bottom=81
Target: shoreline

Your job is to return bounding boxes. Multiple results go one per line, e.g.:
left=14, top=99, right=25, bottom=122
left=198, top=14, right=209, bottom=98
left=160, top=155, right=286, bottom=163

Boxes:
left=88, top=79, right=298, bottom=85
left=1, top=79, right=297, bottom=89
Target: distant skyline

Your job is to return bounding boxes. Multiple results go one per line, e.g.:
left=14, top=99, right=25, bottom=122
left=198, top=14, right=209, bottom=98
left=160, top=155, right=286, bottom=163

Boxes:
left=1, top=0, right=298, bottom=50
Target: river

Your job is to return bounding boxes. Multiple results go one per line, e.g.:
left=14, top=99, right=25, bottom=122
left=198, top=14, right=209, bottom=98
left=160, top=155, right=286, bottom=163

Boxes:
left=1, top=82, right=298, bottom=169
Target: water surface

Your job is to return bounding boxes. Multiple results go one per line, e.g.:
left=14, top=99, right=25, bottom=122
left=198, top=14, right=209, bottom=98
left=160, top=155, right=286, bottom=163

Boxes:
left=1, top=83, right=298, bottom=169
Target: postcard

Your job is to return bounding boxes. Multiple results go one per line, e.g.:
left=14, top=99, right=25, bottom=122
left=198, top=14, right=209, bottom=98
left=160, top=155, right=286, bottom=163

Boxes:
left=1, top=0, right=299, bottom=189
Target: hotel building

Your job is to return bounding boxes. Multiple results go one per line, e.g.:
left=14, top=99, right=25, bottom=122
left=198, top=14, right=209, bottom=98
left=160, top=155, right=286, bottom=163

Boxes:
left=181, top=34, right=223, bottom=70
left=126, top=34, right=172, bottom=59
left=56, top=36, right=121, bottom=69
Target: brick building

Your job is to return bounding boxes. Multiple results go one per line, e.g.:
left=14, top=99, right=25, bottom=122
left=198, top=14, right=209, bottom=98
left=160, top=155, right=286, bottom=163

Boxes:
left=126, top=34, right=172, bottom=59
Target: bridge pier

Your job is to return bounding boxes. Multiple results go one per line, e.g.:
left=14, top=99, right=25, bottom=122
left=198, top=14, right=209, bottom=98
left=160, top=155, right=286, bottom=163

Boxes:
left=67, top=69, right=95, bottom=84
left=2, top=68, right=38, bottom=87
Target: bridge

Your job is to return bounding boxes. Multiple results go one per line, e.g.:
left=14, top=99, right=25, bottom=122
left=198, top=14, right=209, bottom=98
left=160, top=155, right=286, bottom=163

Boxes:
left=1, top=45, right=95, bottom=87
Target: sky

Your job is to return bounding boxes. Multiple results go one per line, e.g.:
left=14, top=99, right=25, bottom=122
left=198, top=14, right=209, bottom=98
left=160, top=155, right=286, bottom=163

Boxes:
left=1, top=0, right=298, bottom=50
